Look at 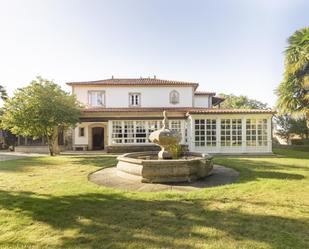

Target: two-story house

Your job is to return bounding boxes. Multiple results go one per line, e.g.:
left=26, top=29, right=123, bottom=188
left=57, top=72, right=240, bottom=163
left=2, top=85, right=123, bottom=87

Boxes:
left=67, top=77, right=274, bottom=154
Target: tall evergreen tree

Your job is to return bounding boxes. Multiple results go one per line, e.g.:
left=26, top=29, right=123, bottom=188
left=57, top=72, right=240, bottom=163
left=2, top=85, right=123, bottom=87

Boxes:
left=276, top=27, right=309, bottom=127
left=0, top=85, right=7, bottom=100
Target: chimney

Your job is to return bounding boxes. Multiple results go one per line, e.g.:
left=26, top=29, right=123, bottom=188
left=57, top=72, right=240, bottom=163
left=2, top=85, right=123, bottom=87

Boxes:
left=154, top=75, right=156, bottom=79
left=111, top=75, right=114, bottom=79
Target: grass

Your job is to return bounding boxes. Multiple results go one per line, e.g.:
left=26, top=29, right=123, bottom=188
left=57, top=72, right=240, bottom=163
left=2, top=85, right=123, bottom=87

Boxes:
left=0, top=149, right=308, bottom=249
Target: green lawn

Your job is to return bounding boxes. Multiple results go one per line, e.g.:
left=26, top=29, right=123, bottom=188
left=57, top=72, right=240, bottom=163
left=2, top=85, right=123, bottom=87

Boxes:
left=0, top=149, right=308, bottom=249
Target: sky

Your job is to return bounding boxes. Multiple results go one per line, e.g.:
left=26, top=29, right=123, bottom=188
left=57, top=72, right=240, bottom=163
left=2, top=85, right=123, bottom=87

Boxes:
left=0, top=0, right=308, bottom=107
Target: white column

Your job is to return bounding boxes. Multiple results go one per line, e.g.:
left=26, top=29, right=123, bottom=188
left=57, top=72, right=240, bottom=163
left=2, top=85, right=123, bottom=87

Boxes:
left=72, top=127, right=77, bottom=147
left=108, top=120, right=113, bottom=145
left=187, top=116, right=193, bottom=151
left=242, top=117, right=247, bottom=153
left=181, top=120, right=185, bottom=144
left=267, top=117, right=272, bottom=152
left=122, top=121, right=125, bottom=144
left=216, top=118, right=221, bottom=153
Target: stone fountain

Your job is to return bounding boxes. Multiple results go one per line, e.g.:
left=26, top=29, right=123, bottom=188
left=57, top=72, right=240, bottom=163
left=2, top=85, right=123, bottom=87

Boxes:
left=116, top=111, right=213, bottom=183
left=148, top=111, right=181, bottom=159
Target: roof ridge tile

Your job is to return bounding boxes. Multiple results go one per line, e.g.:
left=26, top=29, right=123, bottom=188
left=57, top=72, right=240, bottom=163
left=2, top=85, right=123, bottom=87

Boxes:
left=67, top=78, right=199, bottom=87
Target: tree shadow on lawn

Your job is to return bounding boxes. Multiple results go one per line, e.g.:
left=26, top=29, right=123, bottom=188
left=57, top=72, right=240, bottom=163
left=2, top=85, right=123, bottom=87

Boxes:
left=0, top=156, right=117, bottom=173
left=0, top=156, right=61, bottom=172
left=226, top=198, right=309, bottom=211
left=0, top=190, right=308, bottom=249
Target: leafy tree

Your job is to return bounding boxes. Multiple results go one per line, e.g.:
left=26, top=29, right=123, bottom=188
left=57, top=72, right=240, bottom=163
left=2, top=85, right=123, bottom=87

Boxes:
left=275, top=115, right=309, bottom=143
left=290, top=116, right=309, bottom=139
left=275, top=115, right=293, bottom=143
left=276, top=27, right=309, bottom=127
left=1, top=77, right=81, bottom=156
left=0, top=85, right=7, bottom=100
left=218, top=93, right=268, bottom=109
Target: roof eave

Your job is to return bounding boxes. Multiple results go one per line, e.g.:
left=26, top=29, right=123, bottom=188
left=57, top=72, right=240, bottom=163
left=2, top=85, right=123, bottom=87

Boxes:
left=194, top=92, right=216, bottom=96
left=188, top=109, right=276, bottom=115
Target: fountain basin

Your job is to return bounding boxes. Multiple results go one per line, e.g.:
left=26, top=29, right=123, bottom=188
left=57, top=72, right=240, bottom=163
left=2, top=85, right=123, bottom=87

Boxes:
left=116, top=151, right=213, bottom=183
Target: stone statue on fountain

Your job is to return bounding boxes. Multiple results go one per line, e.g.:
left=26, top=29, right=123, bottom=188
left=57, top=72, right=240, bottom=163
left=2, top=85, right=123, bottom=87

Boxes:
left=149, top=111, right=182, bottom=159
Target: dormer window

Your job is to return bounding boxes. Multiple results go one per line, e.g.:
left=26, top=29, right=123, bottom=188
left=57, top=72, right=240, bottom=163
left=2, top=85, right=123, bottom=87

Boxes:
left=129, top=93, right=141, bottom=107
left=88, top=91, right=105, bottom=106
left=169, top=90, right=179, bottom=104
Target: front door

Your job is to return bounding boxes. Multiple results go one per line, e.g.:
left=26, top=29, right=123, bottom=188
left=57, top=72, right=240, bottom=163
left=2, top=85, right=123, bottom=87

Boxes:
left=92, top=127, right=104, bottom=150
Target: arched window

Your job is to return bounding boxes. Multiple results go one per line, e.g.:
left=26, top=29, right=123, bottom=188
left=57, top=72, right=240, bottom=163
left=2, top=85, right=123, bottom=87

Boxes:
left=169, top=90, right=180, bottom=104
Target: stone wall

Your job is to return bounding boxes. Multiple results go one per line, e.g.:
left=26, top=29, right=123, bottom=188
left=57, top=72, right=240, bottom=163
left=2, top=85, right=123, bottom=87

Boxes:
left=106, top=145, right=160, bottom=153
left=106, top=144, right=189, bottom=153
left=15, top=145, right=67, bottom=154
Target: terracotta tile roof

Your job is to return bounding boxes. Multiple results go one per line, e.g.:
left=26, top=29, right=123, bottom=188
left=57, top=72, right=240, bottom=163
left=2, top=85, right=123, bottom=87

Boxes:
left=82, top=107, right=275, bottom=114
left=83, top=107, right=190, bottom=113
left=67, top=78, right=199, bottom=88
left=194, top=91, right=216, bottom=96
left=187, top=108, right=275, bottom=114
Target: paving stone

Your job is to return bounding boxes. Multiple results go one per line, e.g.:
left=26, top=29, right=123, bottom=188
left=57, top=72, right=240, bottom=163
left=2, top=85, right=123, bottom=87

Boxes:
left=89, top=165, right=239, bottom=192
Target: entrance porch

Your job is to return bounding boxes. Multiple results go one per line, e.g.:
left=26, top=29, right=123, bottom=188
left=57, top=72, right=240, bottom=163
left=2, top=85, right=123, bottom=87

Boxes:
left=73, top=122, right=108, bottom=151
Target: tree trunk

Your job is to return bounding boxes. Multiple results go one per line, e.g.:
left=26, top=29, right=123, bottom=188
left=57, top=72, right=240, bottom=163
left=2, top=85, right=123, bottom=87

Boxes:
left=307, top=112, right=309, bottom=129
left=286, top=136, right=291, bottom=145
left=46, top=136, right=54, bottom=156
left=46, top=127, right=60, bottom=156
left=52, top=127, right=60, bottom=155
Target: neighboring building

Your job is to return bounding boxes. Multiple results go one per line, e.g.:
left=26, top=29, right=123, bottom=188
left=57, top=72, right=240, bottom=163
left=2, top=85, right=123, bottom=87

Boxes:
left=0, top=129, right=7, bottom=149
left=14, top=129, right=71, bottom=153
left=0, top=129, right=16, bottom=150
left=67, top=77, right=274, bottom=154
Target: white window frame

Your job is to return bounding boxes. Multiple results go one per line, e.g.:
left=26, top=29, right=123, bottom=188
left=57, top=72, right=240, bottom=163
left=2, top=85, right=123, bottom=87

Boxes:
left=194, top=119, right=216, bottom=147
left=88, top=90, right=105, bottom=107
left=170, top=120, right=181, bottom=132
left=246, top=118, right=268, bottom=146
left=111, top=120, right=184, bottom=144
left=123, top=121, right=135, bottom=143
left=135, top=121, right=147, bottom=143
left=112, top=121, right=123, bottom=144
left=220, top=119, right=242, bottom=147
left=129, top=93, right=141, bottom=107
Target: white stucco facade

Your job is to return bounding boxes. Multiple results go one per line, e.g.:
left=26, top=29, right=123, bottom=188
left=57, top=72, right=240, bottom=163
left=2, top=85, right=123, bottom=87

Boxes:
left=73, top=113, right=273, bottom=154
left=68, top=78, right=274, bottom=154
left=194, top=95, right=211, bottom=108
left=74, top=123, right=88, bottom=145
left=73, top=86, right=195, bottom=108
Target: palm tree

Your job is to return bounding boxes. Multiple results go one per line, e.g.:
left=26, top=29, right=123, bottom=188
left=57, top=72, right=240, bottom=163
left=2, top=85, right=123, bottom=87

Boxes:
left=276, top=27, right=309, bottom=127
left=0, top=85, right=7, bottom=100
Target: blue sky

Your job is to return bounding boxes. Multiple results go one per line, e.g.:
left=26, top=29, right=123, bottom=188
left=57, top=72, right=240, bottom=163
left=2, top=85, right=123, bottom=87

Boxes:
left=0, top=0, right=308, bottom=107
